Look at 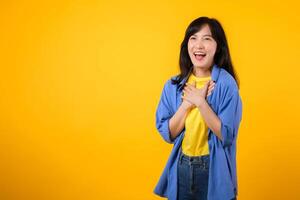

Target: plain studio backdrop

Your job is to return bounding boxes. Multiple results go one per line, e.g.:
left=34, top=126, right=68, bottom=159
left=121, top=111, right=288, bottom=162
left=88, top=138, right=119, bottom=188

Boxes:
left=0, top=0, right=300, bottom=199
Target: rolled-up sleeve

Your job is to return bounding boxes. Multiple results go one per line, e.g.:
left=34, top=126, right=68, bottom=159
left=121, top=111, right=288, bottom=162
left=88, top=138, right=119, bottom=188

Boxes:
left=155, top=80, right=175, bottom=144
left=218, top=89, right=243, bottom=147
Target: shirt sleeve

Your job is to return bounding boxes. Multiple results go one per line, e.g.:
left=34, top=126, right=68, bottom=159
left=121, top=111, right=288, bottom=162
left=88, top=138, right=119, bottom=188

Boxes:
left=155, top=80, right=175, bottom=144
left=218, top=89, right=243, bottom=147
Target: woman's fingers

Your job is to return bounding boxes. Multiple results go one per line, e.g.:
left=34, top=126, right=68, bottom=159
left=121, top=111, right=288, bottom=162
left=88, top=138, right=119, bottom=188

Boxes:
left=206, top=81, right=215, bottom=97
left=198, top=81, right=209, bottom=98
left=183, top=85, right=192, bottom=93
left=208, top=87, right=214, bottom=94
left=185, top=80, right=215, bottom=97
left=209, top=81, right=215, bottom=89
left=209, top=80, right=215, bottom=87
left=185, top=84, right=194, bottom=90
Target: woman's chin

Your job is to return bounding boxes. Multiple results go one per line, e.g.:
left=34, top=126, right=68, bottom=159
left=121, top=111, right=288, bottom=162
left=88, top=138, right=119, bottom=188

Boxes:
left=192, top=64, right=210, bottom=69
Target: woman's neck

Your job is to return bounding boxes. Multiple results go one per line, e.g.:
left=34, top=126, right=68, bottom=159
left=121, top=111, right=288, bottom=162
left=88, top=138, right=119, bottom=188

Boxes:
left=192, top=66, right=211, bottom=78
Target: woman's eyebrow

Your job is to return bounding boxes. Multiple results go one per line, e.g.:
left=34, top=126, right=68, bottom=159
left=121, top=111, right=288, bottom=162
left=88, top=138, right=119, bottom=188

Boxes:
left=192, top=34, right=212, bottom=37
left=202, top=34, right=213, bottom=37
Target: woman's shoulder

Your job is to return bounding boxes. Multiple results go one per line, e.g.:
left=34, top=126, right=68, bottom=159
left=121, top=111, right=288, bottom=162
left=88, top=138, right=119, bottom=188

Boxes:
left=159, top=75, right=181, bottom=98
left=163, top=74, right=180, bottom=88
left=217, top=68, right=239, bottom=93
left=170, top=74, right=181, bottom=83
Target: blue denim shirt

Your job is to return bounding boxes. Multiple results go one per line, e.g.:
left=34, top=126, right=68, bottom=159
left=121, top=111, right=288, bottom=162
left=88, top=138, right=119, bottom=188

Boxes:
left=153, top=64, right=243, bottom=200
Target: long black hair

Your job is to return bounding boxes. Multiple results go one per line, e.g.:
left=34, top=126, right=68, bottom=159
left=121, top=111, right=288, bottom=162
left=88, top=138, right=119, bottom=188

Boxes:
left=171, top=16, right=240, bottom=88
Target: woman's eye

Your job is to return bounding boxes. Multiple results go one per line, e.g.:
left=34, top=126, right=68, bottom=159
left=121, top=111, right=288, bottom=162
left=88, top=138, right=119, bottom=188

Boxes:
left=204, top=37, right=211, bottom=40
left=190, top=37, right=196, bottom=40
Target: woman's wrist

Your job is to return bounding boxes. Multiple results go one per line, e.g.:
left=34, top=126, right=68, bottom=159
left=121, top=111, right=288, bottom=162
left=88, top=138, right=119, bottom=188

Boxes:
left=179, top=103, right=189, bottom=112
left=196, top=96, right=206, bottom=108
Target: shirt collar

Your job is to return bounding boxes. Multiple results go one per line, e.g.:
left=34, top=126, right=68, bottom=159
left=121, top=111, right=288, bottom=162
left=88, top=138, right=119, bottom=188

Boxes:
left=178, top=63, right=220, bottom=90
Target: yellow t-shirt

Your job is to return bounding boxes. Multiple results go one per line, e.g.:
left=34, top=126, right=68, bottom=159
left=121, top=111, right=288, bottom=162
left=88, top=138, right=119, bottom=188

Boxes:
left=182, top=73, right=211, bottom=156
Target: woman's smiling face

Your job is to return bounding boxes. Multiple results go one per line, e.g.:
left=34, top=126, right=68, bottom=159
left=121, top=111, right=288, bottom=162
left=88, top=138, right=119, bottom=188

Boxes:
left=188, top=24, right=217, bottom=70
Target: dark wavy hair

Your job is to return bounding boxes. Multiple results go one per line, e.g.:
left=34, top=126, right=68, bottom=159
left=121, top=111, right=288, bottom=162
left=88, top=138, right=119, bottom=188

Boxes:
left=171, top=16, right=240, bottom=89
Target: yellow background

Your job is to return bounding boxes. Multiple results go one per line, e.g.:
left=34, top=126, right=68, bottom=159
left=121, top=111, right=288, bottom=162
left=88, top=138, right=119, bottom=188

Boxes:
left=1, top=0, right=300, bottom=199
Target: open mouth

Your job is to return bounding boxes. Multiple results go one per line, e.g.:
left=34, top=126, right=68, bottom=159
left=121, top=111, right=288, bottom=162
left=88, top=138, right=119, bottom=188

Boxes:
left=194, top=52, right=206, bottom=61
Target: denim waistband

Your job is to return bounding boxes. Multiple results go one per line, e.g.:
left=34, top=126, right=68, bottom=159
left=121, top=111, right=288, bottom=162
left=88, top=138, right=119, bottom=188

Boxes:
left=179, top=151, right=210, bottom=165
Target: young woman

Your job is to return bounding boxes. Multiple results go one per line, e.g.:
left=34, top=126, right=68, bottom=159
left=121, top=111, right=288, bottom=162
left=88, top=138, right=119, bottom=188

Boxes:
left=153, top=17, right=242, bottom=200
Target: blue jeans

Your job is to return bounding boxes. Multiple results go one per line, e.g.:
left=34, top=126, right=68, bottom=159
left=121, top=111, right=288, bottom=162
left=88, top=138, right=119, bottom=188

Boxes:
left=177, top=151, right=210, bottom=200
left=177, top=151, right=237, bottom=200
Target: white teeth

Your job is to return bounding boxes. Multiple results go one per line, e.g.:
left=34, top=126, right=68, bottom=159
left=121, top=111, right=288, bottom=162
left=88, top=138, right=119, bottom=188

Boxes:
left=194, top=52, right=206, bottom=55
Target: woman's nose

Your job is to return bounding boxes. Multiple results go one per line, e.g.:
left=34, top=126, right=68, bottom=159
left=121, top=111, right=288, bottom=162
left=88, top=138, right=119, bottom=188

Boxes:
left=195, top=41, right=204, bottom=49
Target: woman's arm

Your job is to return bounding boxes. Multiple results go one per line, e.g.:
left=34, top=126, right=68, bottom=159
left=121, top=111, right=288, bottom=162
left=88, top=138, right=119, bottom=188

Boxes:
left=196, top=98, right=222, bottom=140
left=169, top=103, right=191, bottom=141
left=182, top=80, right=223, bottom=140
left=169, top=82, right=215, bottom=141
left=182, top=81, right=242, bottom=147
